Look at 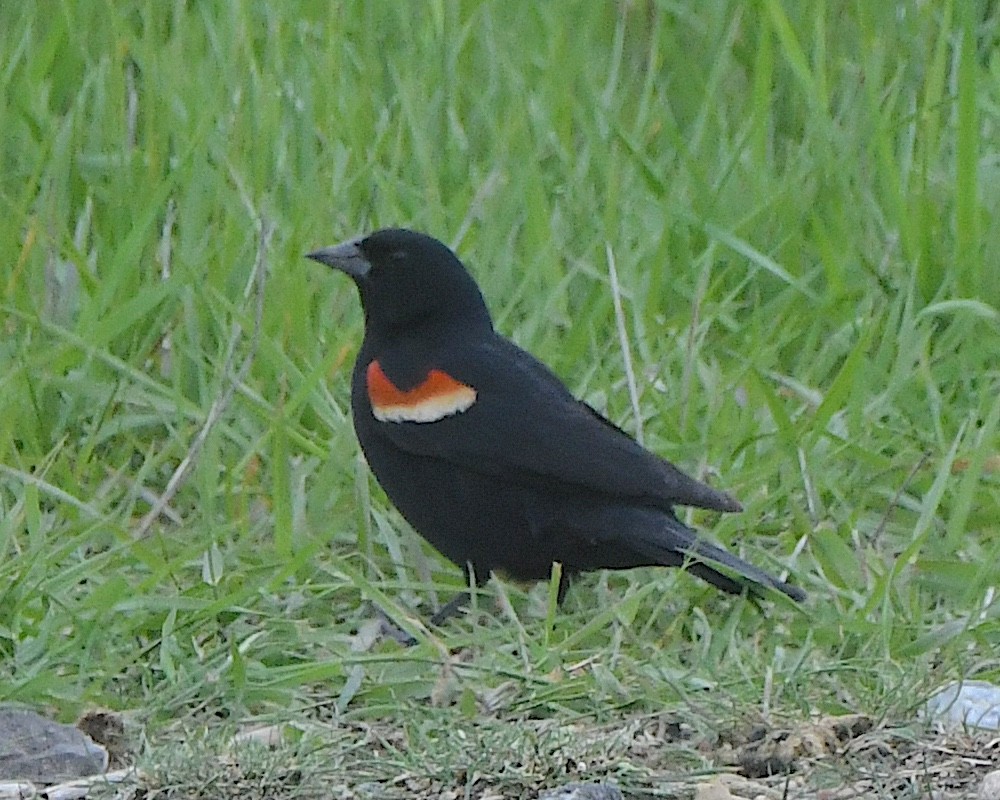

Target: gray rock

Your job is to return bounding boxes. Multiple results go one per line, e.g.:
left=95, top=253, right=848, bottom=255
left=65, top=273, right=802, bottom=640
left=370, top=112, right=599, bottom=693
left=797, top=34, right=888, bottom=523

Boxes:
left=0, top=708, right=108, bottom=783
left=925, top=680, right=1000, bottom=731
left=538, top=782, right=624, bottom=800
left=980, top=769, right=1000, bottom=800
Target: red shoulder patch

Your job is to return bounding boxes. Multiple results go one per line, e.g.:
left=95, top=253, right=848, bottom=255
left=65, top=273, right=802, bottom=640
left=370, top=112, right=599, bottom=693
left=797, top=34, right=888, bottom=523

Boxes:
left=366, top=360, right=477, bottom=423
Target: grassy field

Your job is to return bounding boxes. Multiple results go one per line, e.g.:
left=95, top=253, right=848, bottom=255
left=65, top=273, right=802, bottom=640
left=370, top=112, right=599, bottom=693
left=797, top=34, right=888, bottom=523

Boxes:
left=2, top=2, right=999, bottom=796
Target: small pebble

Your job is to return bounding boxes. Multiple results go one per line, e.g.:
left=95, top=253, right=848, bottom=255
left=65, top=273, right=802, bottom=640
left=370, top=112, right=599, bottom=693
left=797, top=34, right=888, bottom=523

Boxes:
left=925, top=680, right=1000, bottom=731
left=980, top=769, right=1000, bottom=800
left=538, top=782, right=624, bottom=800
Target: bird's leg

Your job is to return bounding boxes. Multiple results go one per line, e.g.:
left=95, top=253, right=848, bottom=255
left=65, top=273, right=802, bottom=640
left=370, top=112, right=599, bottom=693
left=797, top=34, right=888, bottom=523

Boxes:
left=556, top=568, right=572, bottom=605
left=370, top=592, right=468, bottom=647
left=371, top=567, right=486, bottom=644
left=372, top=607, right=420, bottom=646
left=428, top=563, right=482, bottom=626
left=428, top=590, right=470, bottom=626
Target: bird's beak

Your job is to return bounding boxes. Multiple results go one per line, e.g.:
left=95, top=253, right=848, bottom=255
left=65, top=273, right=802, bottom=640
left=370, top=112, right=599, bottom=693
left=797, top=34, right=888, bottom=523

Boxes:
left=306, top=237, right=371, bottom=279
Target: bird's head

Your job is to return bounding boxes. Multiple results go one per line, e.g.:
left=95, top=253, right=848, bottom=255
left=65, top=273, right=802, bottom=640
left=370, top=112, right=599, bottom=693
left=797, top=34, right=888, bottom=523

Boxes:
left=308, top=228, right=493, bottom=335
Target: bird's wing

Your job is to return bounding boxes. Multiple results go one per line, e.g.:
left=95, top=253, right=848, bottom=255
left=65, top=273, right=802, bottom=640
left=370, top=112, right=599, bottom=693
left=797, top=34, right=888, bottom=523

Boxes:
left=363, top=338, right=741, bottom=513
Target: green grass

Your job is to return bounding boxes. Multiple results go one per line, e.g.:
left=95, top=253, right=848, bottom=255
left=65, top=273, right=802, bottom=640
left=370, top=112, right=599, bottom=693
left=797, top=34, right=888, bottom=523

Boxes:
left=1, top=0, right=999, bottom=790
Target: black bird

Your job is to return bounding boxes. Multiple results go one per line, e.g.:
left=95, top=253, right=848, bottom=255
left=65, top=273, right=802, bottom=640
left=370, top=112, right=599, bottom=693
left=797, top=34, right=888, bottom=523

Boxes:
left=308, top=229, right=805, bottom=627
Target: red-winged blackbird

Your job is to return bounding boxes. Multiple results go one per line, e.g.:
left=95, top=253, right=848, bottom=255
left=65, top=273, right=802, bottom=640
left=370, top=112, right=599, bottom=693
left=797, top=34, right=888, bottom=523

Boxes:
left=308, top=229, right=805, bottom=626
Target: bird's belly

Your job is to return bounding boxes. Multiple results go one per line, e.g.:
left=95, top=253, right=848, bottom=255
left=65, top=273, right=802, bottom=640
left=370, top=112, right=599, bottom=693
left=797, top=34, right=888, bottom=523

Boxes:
left=360, top=443, right=562, bottom=581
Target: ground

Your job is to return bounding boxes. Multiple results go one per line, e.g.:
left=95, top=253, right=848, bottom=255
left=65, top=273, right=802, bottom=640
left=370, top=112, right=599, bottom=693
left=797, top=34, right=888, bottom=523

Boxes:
left=106, top=705, right=1000, bottom=798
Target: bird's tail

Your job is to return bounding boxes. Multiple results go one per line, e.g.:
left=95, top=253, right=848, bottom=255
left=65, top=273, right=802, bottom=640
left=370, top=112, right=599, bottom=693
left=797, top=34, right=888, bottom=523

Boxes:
left=639, top=513, right=806, bottom=602
left=685, top=535, right=806, bottom=602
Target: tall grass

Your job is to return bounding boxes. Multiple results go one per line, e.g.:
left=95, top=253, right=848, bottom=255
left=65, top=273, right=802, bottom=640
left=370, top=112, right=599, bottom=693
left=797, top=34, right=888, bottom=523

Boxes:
left=0, top=1, right=997, bottom=724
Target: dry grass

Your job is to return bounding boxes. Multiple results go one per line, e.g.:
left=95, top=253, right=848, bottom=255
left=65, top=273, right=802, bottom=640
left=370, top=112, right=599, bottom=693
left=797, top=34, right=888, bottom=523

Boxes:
left=87, top=708, right=999, bottom=799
